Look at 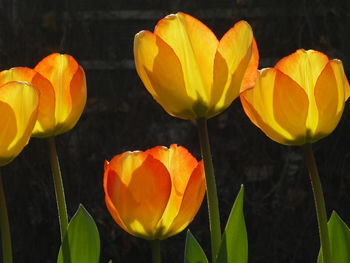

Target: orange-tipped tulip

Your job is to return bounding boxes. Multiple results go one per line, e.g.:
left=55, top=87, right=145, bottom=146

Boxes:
left=104, top=144, right=205, bottom=240
left=0, top=81, right=39, bottom=166
left=134, top=12, right=259, bottom=120
left=241, top=49, right=350, bottom=145
left=33, top=53, right=87, bottom=137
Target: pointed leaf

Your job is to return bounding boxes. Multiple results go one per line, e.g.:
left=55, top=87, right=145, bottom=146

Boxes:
left=184, top=230, right=209, bottom=263
left=216, top=186, right=247, bottom=263
left=318, top=211, right=350, bottom=263
left=57, top=204, right=100, bottom=263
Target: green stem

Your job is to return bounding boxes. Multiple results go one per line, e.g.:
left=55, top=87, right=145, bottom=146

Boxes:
left=150, top=240, right=161, bottom=263
left=302, top=144, right=331, bottom=263
left=47, top=137, right=68, bottom=241
left=196, top=118, right=221, bottom=262
left=0, top=170, right=13, bottom=263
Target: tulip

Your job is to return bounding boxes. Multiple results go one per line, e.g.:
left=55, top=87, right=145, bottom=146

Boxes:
left=134, top=12, right=258, bottom=120
left=33, top=53, right=87, bottom=137
left=240, top=49, right=350, bottom=145
left=104, top=144, right=205, bottom=240
left=0, top=81, right=39, bottom=166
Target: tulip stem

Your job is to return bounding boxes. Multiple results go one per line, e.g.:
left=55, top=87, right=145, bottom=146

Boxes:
left=0, top=170, right=13, bottom=263
left=150, top=240, right=161, bottom=263
left=302, top=144, right=331, bottom=263
left=197, top=118, right=221, bottom=262
left=47, top=137, right=69, bottom=241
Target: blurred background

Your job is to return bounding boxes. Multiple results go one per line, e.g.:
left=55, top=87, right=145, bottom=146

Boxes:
left=1, top=0, right=350, bottom=262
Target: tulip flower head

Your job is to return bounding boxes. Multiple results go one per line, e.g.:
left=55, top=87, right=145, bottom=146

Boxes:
left=33, top=53, right=87, bottom=137
left=0, top=81, right=39, bottom=166
left=104, top=144, right=205, bottom=240
left=134, top=12, right=259, bottom=120
left=241, top=49, right=350, bottom=145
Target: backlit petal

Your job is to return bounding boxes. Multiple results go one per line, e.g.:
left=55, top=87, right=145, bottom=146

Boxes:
left=154, top=12, right=218, bottom=104
left=134, top=30, right=196, bottom=119
left=105, top=151, right=171, bottom=239
left=165, top=162, right=205, bottom=238
left=275, top=49, right=328, bottom=94
left=0, top=67, right=56, bottom=137
left=241, top=68, right=308, bottom=145
left=211, top=21, right=258, bottom=116
left=273, top=69, right=309, bottom=143
left=146, top=144, right=199, bottom=235
left=0, top=82, right=39, bottom=166
left=313, top=61, right=344, bottom=139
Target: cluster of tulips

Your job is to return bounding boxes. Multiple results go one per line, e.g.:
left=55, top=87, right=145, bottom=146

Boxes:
left=1, top=11, right=350, bottom=263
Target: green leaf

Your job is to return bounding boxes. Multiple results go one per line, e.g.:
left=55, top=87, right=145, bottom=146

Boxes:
left=216, top=185, right=247, bottom=263
left=318, top=211, right=350, bottom=263
left=184, top=230, right=209, bottom=263
left=57, top=204, right=100, bottom=263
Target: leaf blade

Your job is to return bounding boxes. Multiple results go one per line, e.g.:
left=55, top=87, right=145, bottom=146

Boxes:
left=57, top=204, right=100, bottom=263
left=216, top=186, right=247, bottom=263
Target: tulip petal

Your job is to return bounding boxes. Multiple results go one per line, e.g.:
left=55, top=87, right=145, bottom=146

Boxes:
left=35, top=53, right=86, bottom=135
left=273, top=69, right=309, bottom=143
left=63, top=66, right=87, bottom=133
left=313, top=61, right=344, bottom=139
left=211, top=21, right=258, bottom=116
left=146, top=144, right=199, bottom=235
left=0, top=101, right=17, bottom=165
left=275, top=49, right=329, bottom=94
left=105, top=151, right=171, bottom=239
left=134, top=30, right=196, bottom=119
left=0, top=67, right=56, bottom=137
left=104, top=162, right=129, bottom=233
left=241, top=68, right=309, bottom=145
left=329, top=59, right=350, bottom=101
left=164, top=162, right=205, bottom=239
left=0, top=82, right=39, bottom=166
left=154, top=12, right=218, bottom=103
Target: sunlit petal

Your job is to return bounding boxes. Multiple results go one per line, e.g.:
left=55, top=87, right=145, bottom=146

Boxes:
left=146, top=144, right=199, bottom=234
left=0, top=82, right=39, bottom=166
left=154, top=12, right=218, bottom=103
left=0, top=67, right=56, bottom=136
left=134, top=31, right=195, bottom=119
left=211, top=21, right=258, bottom=116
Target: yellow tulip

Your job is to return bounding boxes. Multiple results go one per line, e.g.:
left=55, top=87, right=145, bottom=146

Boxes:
left=34, top=53, right=87, bottom=137
left=104, top=144, right=205, bottom=240
left=241, top=49, right=350, bottom=145
left=134, top=12, right=259, bottom=119
left=0, top=81, right=39, bottom=166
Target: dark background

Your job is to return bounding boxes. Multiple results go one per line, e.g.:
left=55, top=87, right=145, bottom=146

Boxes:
left=1, top=0, right=350, bottom=262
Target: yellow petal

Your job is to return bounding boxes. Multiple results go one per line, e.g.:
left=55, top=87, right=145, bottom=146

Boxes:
left=329, top=59, right=350, bottom=101
left=313, top=61, right=345, bottom=139
left=0, top=82, right=39, bottom=166
left=34, top=53, right=87, bottom=136
left=211, top=21, right=258, bottom=117
left=154, top=12, right=219, bottom=105
left=105, top=151, right=171, bottom=239
left=146, top=144, right=199, bottom=236
left=164, top=162, right=205, bottom=239
left=275, top=49, right=328, bottom=94
left=134, top=30, right=197, bottom=119
left=273, top=69, right=309, bottom=143
left=241, top=68, right=309, bottom=145
left=0, top=67, right=56, bottom=137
